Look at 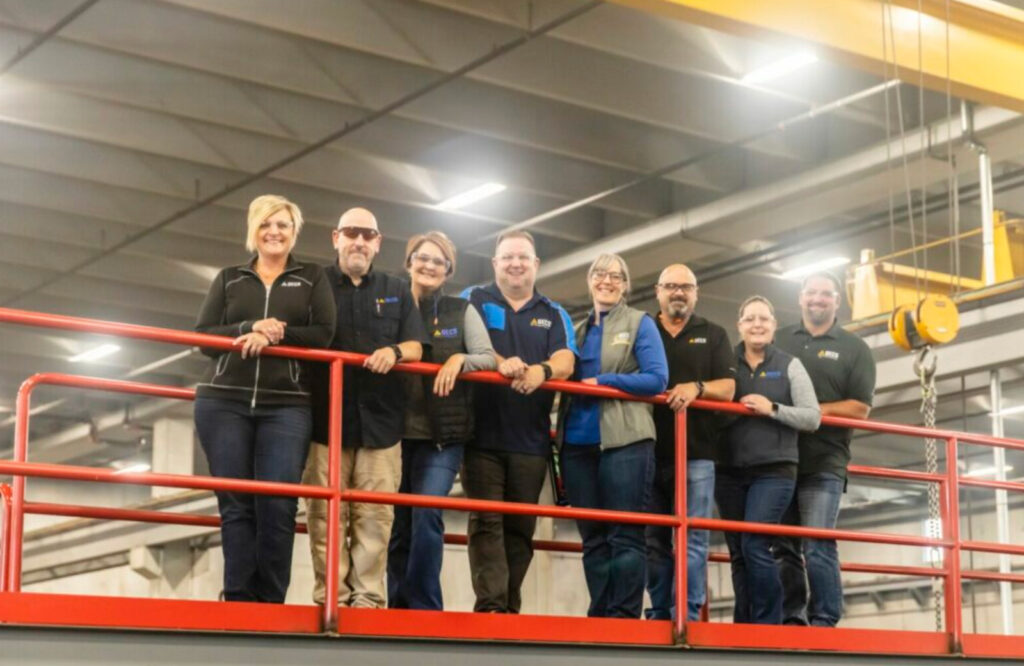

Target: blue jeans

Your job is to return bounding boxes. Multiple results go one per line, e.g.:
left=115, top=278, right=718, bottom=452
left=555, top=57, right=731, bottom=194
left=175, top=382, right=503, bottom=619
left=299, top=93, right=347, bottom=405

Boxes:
left=776, top=473, right=845, bottom=626
left=715, top=468, right=795, bottom=624
left=645, top=458, right=715, bottom=621
left=388, top=440, right=464, bottom=610
left=193, top=397, right=311, bottom=603
left=562, top=439, right=654, bottom=618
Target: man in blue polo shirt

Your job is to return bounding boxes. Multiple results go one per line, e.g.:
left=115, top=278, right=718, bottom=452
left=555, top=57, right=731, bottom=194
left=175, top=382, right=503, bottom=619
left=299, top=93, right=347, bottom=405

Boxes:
left=461, top=230, right=576, bottom=614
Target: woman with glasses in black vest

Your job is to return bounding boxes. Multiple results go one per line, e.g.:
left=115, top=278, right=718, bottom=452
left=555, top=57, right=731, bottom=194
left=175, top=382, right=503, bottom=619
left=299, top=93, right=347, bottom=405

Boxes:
left=716, top=295, right=820, bottom=624
left=387, top=231, right=496, bottom=610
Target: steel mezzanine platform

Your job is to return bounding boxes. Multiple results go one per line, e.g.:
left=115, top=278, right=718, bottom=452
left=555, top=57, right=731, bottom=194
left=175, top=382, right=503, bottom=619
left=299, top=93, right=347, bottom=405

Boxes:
left=0, top=594, right=1022, bottom=665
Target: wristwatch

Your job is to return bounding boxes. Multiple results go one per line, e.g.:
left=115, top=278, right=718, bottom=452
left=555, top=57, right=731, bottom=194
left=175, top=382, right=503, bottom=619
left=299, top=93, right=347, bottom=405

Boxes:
left=771, top=402, right=779, bottom=415
left=540, top=362, right=554, bottom=381
left=389, top=344, right=403, bottom=362
left=695, top=380, right=705, bottom=399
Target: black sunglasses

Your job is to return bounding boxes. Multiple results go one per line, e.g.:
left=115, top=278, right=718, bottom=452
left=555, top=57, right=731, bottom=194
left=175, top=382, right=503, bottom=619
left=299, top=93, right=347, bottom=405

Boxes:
left=336, top=226, right=380, bottom=241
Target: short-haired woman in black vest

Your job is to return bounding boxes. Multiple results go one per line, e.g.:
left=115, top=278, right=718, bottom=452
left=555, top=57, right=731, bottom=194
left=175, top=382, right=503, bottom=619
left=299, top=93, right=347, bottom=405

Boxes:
left=556, top=253, right=668, bottom=618
left=387, top=231, right=496, bottom=610
left=716, top=296, right=820, bottom=624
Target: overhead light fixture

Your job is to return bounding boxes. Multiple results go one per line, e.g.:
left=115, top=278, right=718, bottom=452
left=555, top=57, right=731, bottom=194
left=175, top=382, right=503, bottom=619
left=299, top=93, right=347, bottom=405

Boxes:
left=991, top=404, right=1024, bottom=418
left=964, top=465, right=1014, bottom=478
left=68, top=343, right=121, bottom=363
left=742, top=51, right=818, bottom=85
left=113, top=462, right=151, bottom=475
left=780, top=256, right=850, bottom=281
left=435, top=182, right=507, bottom=210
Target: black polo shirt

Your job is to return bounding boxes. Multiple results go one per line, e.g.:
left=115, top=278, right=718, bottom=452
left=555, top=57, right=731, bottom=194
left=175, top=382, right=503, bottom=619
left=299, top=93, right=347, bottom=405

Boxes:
left=311, top=264, right=428, bottom=449
left=775, top=320, right=876, bottom=478
left=652, top=314, right=736, bottom=462
left=462, top=283, right=577, bottom=457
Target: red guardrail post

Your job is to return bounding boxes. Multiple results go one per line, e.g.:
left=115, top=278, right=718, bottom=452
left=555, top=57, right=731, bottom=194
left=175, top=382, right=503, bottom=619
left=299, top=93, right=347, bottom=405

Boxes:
left=674, top=409, right=687, bottom=642
left=944, top=436, right=964, bottom=653
left=323, top=359, right=343, bottom=633
left=0, top=483, right=11, bottom=593
left=7, top=374, right=40, bottom=592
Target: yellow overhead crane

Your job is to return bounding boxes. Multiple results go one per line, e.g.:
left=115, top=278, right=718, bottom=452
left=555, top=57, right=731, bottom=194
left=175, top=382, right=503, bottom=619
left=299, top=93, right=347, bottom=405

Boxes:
left=847, top=213, right=1024, bottom=349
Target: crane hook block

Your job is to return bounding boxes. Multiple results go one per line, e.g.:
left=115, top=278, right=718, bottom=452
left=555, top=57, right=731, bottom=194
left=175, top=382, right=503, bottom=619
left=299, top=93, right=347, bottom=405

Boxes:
left=888, top=295, right=960, bottom=351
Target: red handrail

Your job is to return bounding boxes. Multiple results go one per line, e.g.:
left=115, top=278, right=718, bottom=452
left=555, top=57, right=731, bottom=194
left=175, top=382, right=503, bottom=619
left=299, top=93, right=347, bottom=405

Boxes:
left=2, top=305, right=1024, bottom=654
left=0, top=483, right=11, bottom=594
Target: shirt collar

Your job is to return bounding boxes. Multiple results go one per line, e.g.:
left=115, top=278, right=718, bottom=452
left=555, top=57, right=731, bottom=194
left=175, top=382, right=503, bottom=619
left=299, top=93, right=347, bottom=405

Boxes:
left=484, top=282, right=545, bottom=310
left=330, top=262, right=376, bottom=287
left=656, top=312, right=706, bottom=337
left=795, top=318, right=840, bottom=339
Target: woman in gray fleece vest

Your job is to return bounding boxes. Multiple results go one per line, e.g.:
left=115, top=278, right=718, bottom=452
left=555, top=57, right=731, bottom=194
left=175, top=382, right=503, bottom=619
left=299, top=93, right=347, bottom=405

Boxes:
left=556, top=253, right=668, bottom=618
left=716, top=295, right=820, bottom=625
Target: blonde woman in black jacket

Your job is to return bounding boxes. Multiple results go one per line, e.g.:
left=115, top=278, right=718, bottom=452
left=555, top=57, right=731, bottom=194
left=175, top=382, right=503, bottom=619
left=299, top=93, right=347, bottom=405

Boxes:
left=194, top=194, right=336, bottom=603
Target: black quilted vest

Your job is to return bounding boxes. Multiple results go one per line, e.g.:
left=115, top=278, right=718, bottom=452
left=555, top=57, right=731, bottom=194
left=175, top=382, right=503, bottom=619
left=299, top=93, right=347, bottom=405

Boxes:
left=420, top=294, right=475, bottom=446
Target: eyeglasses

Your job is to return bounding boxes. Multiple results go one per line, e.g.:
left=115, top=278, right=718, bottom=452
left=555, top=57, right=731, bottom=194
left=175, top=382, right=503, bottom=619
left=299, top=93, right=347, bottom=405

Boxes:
left=336, top=226, right=380, bottom=241
left=259, top=219, right=294, bottom=231
left=739, top=314, right=774, bottom=325
left=591, top=270, right=625, bottom=285
left=801, top=288, right=839, bottom=299
left=657, top=282, right=697, bottom=294
left=411, top=252, right=450, bottom=269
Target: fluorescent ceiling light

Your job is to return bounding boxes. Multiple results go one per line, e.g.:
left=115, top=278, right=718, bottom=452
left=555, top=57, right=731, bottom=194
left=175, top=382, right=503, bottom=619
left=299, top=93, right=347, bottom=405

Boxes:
left=436, top=182, right=506, bottom=210
left=780, top=256, right=850, bottom=281
left=742, top=51, right=818, bottom=85
left=991, top=404, right=1024, bottom=417
left=68, top=343, right=121, bottom=363
left=113, top=462, right=151, bottom=475
left=964, top=465, right=1014, bottom=478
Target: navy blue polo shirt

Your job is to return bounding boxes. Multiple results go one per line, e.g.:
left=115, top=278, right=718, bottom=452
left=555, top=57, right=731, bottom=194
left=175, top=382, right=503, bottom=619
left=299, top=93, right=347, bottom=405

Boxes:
left=462, top=283, right=577, bottom=456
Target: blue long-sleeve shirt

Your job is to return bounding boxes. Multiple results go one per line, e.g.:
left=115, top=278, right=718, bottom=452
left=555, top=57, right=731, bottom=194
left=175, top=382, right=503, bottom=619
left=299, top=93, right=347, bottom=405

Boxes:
left=565, top=313, right=668, bottom=445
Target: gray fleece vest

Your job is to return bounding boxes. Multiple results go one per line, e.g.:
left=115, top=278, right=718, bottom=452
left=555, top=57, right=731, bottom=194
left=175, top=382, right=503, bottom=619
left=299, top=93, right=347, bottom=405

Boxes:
left=558, top=303, right=656, bottom=450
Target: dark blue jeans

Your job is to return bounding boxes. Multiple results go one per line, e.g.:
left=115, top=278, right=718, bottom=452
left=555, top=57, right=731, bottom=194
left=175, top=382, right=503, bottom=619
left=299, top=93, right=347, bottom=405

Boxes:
left=715, top=468, right=795, bottom=624
left=645, top=458, right=716, bottom=621
left=776, top=472, right=845, bottom=626
left=193, top=397, right=311, bottom=603
left=562, top=439, right=654, bottom=618
left=388, top=439, right=464, bottom=610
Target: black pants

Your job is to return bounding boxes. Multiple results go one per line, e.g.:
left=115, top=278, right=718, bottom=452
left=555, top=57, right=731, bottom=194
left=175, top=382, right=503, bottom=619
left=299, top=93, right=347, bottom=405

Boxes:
left=463, top=447, right=548, bottom=613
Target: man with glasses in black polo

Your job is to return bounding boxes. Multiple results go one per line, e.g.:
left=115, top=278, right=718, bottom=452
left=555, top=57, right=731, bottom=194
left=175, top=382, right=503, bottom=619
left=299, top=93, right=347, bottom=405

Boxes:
left=645, top=263, right=735, bottom=622
left=774, top=271, right=876, bottom=627
left=304, top=207, right=428, bottom=609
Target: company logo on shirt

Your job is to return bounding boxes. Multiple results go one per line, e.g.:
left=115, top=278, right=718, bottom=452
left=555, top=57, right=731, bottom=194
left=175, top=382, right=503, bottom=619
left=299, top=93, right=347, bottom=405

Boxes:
left=817, top=349, right=840, bottom=360
left=611, top=331, right=631, bottom=346
left=280, top=281, right=303, bottom=287
left=434, top=327, right=460, bottom=339
left=530, top=317, right=553, bottom=329
left=758, top=370, right=783, bottom=379
left=688, top=337, right=707, bottom=344
left=375, top=296, right=400, bottom=305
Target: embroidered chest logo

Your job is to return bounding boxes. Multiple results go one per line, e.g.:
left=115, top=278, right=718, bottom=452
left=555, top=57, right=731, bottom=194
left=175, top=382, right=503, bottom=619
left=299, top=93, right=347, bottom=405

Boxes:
left=530, top=317, right=552, bottom=329
left=817, top=350, right=840, bottom=360
left=688, top=337, right=707, bottom=344
left=758, top=370, right=783, bottom=379
left=611, top=331, right=632, bottom=346
left=434, top=328, right=460, bottom=339
left=280, top=281, right=302, bottom=287
left=375, top=296, right=400, bottom=305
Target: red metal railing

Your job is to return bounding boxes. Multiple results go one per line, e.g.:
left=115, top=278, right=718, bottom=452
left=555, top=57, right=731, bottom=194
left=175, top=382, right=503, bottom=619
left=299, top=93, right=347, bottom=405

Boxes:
left=1, top=306, right=1024, bottom=657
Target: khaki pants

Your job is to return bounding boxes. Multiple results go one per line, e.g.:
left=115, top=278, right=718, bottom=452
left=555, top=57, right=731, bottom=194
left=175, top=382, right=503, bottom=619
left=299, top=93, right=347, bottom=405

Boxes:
left=302, top=442, right=401, bottom=607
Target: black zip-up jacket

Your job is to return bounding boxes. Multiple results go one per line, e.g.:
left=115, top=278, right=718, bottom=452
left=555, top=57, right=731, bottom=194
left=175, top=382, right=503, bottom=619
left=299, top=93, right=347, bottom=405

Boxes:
left=194, top=256, right=337, bottom=407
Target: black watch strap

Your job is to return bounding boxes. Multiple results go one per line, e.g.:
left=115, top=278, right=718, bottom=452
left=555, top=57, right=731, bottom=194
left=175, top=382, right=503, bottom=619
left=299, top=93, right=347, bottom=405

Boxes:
left=695, top=380, right=705, bottom=398
left=540, top=362, right=554, bottom=381
left=389, top=344, right=403, bottom=362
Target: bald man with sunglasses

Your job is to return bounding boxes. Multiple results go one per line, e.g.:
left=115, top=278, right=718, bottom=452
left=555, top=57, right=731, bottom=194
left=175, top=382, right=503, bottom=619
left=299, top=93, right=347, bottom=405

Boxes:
left=304, top=207, right=428, bottom=608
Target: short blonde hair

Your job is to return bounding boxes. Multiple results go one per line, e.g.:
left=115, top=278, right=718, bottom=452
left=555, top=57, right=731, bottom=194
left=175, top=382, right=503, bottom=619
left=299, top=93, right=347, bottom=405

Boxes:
left=405, top=230, right=457, bottom=277
left=738, top=295, right=775, bottom=319
left=587, top=252, right=631, bottom=295
left=245, top=195, right=304, bottom=253
left=495, top=229, right=536, bottom=256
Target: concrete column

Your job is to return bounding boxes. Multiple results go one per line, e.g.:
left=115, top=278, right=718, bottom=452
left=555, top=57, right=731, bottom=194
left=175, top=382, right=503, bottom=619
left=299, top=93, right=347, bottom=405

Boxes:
left=151, top=418, right=195, bottom=498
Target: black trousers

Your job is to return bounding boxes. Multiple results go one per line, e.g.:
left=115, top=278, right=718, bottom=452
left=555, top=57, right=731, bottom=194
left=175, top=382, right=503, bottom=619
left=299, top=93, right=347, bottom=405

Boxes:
left=463, top=447, right=549, bottom=613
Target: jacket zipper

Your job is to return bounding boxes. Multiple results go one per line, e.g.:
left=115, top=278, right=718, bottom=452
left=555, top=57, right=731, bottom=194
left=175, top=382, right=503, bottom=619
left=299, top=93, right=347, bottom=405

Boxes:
left=252, top=281, right=272, bottom=409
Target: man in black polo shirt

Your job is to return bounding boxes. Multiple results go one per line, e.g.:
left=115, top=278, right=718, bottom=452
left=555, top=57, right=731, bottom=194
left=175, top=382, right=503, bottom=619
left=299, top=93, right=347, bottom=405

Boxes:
left=303, top=206, right=427, bottom=608
left=645, top=263, right=736, bottom=622
left=461, top=230, right=576, bottom=614
left=774, top=271, right=876, bottom=626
